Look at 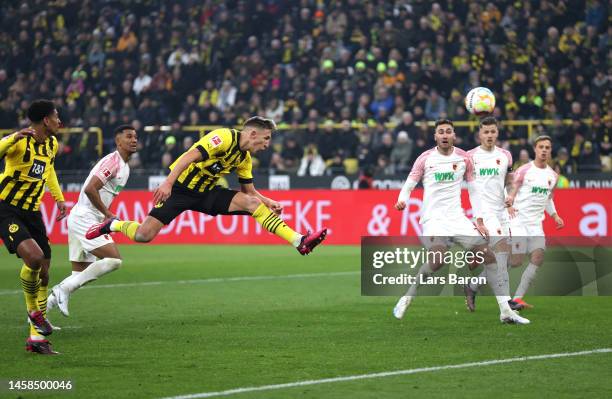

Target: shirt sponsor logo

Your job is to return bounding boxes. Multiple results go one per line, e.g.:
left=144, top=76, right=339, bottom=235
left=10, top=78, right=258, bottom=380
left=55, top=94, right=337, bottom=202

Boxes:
left=531, top=186, right=549, bottom=195
left=28, top=159, right=46, bottom=179
left=434, top=172, right=455, bottom=182
left=479, top=168, right=500, bottom=176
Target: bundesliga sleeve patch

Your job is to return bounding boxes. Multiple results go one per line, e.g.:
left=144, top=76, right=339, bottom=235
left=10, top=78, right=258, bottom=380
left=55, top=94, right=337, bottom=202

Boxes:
left=209, top=135, right=222, bottom=148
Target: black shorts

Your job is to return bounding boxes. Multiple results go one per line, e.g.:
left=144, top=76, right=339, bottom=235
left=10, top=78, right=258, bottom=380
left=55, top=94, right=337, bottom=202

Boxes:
left=149, top=184, right=244, bottom=225
left=0, top=200, right=51, bottom=259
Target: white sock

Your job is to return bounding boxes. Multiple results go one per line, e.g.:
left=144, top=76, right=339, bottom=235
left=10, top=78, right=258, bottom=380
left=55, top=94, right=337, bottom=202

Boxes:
left=483, top=262, right=512, bottom=313
left=62, top=258, right=122, bottom=293
left=515, top=263, right=539, bottom=299
left=292, top=234, right=303, bottom=247
left=110, top=220, right=121, bottom=231
left=406, top=263, right=433, bottom=297
left=71, top=270, right=81, bottom=276
left=469, top=269, right=487, bottom=292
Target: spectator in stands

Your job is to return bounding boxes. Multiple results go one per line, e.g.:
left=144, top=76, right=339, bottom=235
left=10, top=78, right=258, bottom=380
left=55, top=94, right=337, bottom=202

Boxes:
left=577, top=141, right=602, bottom=172
left=297, top=144, right=326, bottom=176
left=390, top=131, right=413, bottom=174
left=513, top=149, right=531, bottom=170
left=0, top=0, right=606, bottom=177
left=554, top=147, right=577, bottom=175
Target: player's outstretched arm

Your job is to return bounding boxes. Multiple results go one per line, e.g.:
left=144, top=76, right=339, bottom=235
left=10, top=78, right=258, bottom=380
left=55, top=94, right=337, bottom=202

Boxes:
left=241, top=183, right=283, bottom=215
left=153, top=148, right=202, bottom=203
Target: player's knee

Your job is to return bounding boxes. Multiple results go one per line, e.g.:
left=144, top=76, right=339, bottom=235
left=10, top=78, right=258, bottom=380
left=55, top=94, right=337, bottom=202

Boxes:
left=135, top=228, right=154, bottom=243
left=509, top=255, right=523, bottom=267
left=245, top=195, right=262, bottom=213
left=106, top=258, right=122, bottom=271
left=531, top=253, right=544, bottom=266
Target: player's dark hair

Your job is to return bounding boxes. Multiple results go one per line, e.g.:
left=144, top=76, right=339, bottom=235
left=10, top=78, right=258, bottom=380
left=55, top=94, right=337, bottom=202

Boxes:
left=27, top=99, right=56, bottom=123
left=434, top=118, right=454, bottom=129
left=534, top=135, right=553, bottom=147
left=479, top=116, right=498, bottom=129
left=244, top=116, right=276, bottom=131
left=114, top=124, right=135, bottom=136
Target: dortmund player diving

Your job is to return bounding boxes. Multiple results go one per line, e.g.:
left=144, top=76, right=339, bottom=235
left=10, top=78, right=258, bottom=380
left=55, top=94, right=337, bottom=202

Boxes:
left=86, top=116, right=327, bottom=254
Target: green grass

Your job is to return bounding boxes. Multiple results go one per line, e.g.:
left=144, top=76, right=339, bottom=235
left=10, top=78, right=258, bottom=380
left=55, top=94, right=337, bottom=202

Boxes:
left=1, top=245, right=611, bottom=399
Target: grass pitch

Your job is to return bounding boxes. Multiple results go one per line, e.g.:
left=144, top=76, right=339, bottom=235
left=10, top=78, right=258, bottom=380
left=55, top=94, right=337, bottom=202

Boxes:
left=1, top=245, right=611, bottom=398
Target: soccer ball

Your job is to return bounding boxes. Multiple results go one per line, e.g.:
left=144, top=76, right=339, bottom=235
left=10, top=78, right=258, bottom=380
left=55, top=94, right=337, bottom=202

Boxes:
left=465, top=87, right=496, bottom=116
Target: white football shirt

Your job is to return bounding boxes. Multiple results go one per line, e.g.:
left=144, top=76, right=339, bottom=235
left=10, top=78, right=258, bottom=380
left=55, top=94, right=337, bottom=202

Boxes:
left=467, top=146, right=513, bottom=216
left=405, top=147, right=475, bottom=223
left=512, top=161, right=558, bottom=223
left=71, top=151, right=130, bottom=220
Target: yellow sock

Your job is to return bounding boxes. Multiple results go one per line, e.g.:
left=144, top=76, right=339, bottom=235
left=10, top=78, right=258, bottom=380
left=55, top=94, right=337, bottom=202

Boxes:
left=114, top=220, right=140, bottom=241
left=252, top=203, right=300, bottom=245
left=20, top=264, right=40, bottom=313
left=38, top=284, right=48, bottom=317
left=29, top=323, right=42, bottom=338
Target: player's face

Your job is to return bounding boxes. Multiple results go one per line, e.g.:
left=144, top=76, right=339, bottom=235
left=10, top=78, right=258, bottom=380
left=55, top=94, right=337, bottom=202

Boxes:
left=249, top=128, right=272, bottom=153
left=479, top=124, right=498, bottom=149
left=434, top=124, right=455, bottom=149
left=534, top=139, right=552, bottom=161
left=44, top=109, right=62, bottom=135
left=117, top=129, right=139, bottom=154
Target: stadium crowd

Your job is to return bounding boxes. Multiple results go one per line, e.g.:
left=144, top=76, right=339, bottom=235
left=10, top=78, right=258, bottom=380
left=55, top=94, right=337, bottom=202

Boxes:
left=0, top=0, right=609, bottom=176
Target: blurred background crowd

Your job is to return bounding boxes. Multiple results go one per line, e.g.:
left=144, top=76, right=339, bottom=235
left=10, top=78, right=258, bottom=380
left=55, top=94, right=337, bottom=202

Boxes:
left=0, top=0, right=610, bottom=177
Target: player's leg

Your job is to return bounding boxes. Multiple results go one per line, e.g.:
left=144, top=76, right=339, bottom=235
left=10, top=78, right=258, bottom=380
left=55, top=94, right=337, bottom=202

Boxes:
left=392, top=242, right=446, bottom=319
left=0, top=210, right=55, bottom=339
left=225, top=190, right=326, bottom=255
left=455, top=217, right=529, bottom=324
left=465, top=215, right=512, bottom=312
left=50, top=243, right=122, bottom=317
left=513, top=248, right=544, bottom=308
left=393, top=220, right=448, bottom=320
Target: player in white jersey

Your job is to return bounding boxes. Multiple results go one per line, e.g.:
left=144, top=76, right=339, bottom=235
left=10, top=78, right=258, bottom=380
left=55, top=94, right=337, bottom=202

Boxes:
left=47, top=125, right=138, bottom=316
left=392, top=119, right=528, bottom=324
left=462, top=117, right=520, bottom=314
left=505, top=135, right=564, bottom=309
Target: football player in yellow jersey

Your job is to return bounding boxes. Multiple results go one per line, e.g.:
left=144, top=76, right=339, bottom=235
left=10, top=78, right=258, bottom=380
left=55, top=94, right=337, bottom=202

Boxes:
left=0, top=99, right=67, bottom=354
left=87, top=116, right=327, bottom=254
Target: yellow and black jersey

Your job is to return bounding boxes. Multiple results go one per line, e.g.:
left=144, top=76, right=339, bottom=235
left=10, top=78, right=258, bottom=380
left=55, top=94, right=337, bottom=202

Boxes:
left=0, top=135, right=64, bottom=211
left=171, top=128, right=253, bottom=193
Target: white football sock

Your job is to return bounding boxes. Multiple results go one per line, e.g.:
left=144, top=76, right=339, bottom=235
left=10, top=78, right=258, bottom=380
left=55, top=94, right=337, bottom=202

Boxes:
left=61, top=258, right=122, bottom=293
left=515, top=263, right=538, bottom=299
left=469, top=269, right=487, bottom=292
left=406, top=263, right=433, bottom=297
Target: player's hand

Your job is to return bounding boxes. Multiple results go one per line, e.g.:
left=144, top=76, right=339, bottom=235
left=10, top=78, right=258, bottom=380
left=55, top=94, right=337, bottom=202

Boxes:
left=476, top=220, right=489, bottom=238
left=56, top=201, right=67, bottom=221
left=504, top=195, right=515, bottom=207
left=104, top=211, right=116, bottom=219
left=267, top=200, right=283, bottom=216
left=507, top=206, right=518, bottom=219
left=11, top=128, right=35, bottom=141
left=554, top=215, right=565, bottom=229
left=153, top=181, right=172, bottom=204
left=394, top=201, right=406, bottom=211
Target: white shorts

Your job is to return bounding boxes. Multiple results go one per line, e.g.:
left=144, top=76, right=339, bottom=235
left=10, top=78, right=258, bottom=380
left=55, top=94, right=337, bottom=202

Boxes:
left=421, top=216, right=486, bottom=249
left=482, top=211, right=510, bottom=246
left=509, top=219, right=545, bottom=254
left=67, top=211, right=114, bottom=262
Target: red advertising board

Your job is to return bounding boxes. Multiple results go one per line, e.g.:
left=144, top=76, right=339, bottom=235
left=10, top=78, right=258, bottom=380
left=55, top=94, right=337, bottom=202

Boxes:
left=37, top=189, right=610, bottom=245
